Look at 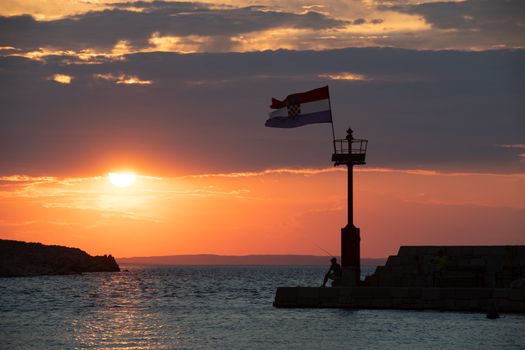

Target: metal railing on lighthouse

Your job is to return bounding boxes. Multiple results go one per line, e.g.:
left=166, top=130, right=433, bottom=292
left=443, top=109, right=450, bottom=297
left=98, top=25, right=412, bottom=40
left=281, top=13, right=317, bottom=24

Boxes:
left=332, top=130, right=368, bottom=166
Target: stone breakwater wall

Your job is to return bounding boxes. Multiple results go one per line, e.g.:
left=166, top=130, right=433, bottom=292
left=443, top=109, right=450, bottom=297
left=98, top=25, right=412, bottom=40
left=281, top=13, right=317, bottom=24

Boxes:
left=365, top=246, right=525, bottom=288
left=274, top=246, right=525, bottom=312
left=273, top=287, right=525, bottom=313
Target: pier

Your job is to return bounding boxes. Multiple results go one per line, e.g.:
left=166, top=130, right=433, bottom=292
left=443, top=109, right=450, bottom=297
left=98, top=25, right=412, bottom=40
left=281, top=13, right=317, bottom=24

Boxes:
left=274, top=245, right=525, bottom=313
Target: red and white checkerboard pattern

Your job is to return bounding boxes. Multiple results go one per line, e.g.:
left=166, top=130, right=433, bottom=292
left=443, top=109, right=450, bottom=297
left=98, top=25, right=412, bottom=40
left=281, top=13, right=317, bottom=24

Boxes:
left=287, top=103, right=301, bottom=117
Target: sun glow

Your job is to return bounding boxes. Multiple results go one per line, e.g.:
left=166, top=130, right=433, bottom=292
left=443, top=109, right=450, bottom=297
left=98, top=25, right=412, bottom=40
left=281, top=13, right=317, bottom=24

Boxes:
left=108, top=172, right=136, bottom=187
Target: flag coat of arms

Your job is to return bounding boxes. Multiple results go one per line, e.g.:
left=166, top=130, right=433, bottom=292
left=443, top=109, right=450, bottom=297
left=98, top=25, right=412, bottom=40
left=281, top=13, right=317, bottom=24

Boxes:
left=265, top=86, right=332, bottom=128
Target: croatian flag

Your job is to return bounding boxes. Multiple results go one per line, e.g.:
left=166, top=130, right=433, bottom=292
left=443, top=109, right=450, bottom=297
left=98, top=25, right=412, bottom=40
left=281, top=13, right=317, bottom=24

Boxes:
left=265, top=86, right=332, bottom=128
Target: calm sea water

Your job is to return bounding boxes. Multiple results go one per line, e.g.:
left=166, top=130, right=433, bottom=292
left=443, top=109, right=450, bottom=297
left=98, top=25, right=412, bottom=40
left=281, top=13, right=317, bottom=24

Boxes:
left=1, top=266, right=524, bottom=349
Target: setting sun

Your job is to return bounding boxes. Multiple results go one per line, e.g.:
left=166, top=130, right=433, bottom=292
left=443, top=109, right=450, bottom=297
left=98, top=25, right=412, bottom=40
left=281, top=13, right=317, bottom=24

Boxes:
left=108, top=172, right=137, bottom=187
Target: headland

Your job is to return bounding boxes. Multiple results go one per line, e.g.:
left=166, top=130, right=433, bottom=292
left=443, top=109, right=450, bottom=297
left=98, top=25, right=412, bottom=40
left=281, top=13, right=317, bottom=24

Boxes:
left=0, top=239, right=120, bottom=277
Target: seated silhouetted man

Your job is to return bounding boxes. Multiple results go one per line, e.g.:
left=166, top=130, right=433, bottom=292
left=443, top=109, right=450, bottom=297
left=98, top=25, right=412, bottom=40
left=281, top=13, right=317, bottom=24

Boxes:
left=322, top=257, right=342, bottom=287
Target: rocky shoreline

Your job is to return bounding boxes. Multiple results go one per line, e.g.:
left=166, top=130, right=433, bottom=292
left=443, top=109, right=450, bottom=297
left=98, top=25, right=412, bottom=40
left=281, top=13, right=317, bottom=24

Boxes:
left=0, top=239, right=120, bottom=277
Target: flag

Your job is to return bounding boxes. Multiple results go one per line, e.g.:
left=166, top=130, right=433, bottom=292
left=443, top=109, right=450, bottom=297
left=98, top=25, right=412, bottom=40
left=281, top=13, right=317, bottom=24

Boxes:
left=265, top=86, right=332, bottom=128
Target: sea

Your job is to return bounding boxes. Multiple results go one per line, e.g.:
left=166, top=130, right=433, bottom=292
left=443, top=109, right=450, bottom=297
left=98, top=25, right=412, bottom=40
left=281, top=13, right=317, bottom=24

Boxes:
left=1, top=265, right=524, bottom=349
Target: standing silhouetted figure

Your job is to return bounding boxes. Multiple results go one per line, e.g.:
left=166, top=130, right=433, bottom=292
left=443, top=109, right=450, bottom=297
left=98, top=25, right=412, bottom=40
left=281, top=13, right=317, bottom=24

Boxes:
left=322, top=257, right=342, bottom=287
left=432, top=250, right=448, bottom=287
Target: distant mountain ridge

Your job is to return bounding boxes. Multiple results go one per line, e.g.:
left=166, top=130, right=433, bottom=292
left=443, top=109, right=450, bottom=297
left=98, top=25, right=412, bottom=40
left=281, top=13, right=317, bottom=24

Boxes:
left=117, top=254, right=386, bottom=266
left=0, top=239, right=120, bottom=277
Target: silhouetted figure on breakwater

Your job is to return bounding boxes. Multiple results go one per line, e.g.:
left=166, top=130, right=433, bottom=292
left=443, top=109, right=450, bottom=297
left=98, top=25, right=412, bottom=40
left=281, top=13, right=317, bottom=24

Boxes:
left=322, top=257, right=342, bottom=287
left=432, top=250, right=448, bottom=287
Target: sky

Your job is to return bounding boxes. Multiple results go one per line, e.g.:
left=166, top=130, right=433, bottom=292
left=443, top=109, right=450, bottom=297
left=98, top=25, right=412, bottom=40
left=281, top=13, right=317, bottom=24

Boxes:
left=1, top=0, right=524, bottom=258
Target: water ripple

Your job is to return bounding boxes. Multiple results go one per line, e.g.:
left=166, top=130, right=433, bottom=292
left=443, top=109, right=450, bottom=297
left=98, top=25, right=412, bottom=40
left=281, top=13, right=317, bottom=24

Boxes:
left=0, top=266, right=524, bottom=349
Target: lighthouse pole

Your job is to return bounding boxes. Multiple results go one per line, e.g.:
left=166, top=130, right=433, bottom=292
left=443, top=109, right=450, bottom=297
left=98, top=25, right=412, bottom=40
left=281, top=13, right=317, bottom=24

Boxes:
left=332, top=128, right=367, bottom=286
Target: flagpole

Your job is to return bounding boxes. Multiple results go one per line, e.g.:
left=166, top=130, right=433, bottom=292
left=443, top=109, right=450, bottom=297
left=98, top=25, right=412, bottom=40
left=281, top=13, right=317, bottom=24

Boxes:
left=327, top=85, right=337, bottom=153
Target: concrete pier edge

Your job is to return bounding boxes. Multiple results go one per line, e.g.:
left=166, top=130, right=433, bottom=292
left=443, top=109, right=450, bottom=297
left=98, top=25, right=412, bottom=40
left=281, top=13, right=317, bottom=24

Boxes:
left=273, top=286, right=525, bottom=313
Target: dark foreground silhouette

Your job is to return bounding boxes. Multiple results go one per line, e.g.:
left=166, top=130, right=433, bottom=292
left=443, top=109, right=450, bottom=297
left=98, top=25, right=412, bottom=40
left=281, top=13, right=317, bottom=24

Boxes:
left=274, top=246, right=525, bottom=313
left=322, top=257, right=342, bottom=287
left=0, top=239, right=119, bottom=277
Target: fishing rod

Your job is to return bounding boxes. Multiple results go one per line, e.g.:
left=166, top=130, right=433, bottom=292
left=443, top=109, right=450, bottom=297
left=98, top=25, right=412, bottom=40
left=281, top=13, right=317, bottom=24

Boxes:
left=312, top=243, right=335, bottom=258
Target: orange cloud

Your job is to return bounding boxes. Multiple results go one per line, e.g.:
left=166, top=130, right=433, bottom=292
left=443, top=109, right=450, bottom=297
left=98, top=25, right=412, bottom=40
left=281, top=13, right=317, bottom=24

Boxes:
left=148, top=32, right=211, bottom=54
left=319, top=72, right=367, bottom=81
left=0, top=0, right=113, bottom=19
left=49, top=73, right=72, bottom=84
left=94, top=73, right=152, bottom=85
left=10, top=48, right=125, bottom=64
left=499, top=144, right=525, bottom=149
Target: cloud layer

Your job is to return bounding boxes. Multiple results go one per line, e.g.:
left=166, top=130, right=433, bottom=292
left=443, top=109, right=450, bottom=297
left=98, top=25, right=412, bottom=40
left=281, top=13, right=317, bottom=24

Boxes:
left=381, top=0, right=525, bottom=49
left=1, top=48, right=524, bottom=175
left=1, top=0, right=524, bottom=56
left=0, top=2, right=347, bottom=54
left=1, top=1, right=524, bottom=176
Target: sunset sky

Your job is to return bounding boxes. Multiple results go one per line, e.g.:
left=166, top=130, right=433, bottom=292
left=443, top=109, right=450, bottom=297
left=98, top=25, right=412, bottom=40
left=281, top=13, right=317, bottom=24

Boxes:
left=1, top=0, right=524, bottom=258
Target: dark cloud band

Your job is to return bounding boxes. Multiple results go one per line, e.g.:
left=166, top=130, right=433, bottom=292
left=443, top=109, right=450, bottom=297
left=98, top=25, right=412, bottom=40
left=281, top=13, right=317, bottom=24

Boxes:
left=0, top=48, right=523, bottom=175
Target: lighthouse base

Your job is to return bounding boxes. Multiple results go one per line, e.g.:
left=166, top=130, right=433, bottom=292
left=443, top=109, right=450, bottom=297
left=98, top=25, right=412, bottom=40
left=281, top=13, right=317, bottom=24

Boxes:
left=341, top=267, right=358, bottom=286
left=341, top=225, right=360, bottom=286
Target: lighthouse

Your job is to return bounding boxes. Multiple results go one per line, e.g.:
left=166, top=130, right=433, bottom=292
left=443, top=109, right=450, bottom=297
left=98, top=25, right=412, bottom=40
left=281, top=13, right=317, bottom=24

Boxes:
left=332, top=128, right=368, bottom=285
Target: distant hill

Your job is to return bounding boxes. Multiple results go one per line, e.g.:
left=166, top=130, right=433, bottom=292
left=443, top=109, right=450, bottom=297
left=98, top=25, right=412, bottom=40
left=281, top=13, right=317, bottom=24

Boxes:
left=0, top=239, right=120, bottom=277
left=117, top=254, right=386, bottom=266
